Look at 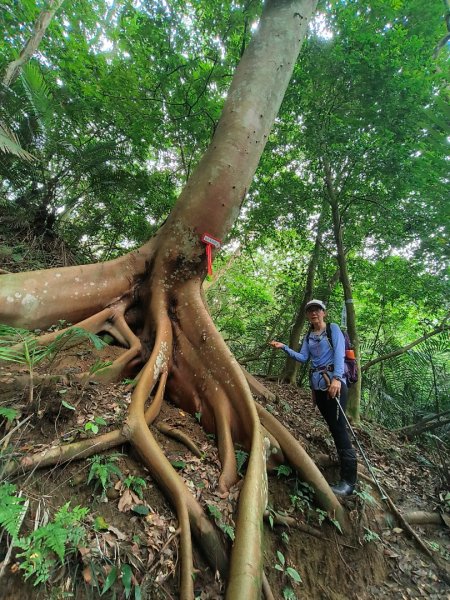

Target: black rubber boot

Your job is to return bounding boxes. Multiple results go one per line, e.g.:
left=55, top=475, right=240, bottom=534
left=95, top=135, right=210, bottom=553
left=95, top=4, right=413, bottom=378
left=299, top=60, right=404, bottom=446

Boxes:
left=332, top=448, right=357, bottom=496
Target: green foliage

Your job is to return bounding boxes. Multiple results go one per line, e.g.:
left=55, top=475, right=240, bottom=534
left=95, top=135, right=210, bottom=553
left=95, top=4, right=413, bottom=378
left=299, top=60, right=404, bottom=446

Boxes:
left=0, top=406, right=19, bottom=422
left=0, top=482, right=27, bottom=538
left=122, top=475, right=147, bottom=499
left=16, top=503, right=88, bottom=586
left=235, top=449, right=248, bottom=476
left=289, top=481, right=315, bottom=515
left=363, top=527, right=381, bottom=543
left=84, top=416, right=107, bottom=435
left=170, top=459, right=186, bottom=470
left=207, top=504, right=235, bottom=541
left=275, top=464, right=292, bottom=478
left=354, top=486, right=378, bottom=506
left=274, top=549, right=302, bottom=597
left=87, top=454, right=123, bottom=495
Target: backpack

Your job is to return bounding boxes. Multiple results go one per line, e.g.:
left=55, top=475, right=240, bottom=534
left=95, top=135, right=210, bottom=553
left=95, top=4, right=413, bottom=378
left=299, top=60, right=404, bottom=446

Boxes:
left=307, top=323, right=358, bottom=386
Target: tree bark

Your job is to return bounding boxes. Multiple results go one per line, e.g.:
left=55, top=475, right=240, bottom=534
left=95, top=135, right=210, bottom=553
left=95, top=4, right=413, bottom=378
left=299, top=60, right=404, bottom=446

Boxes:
left=282, top=204, right=327, bottom=383
left=2, top=0, right=65, bottom=89
left=324, top=158, right=362, bottom=423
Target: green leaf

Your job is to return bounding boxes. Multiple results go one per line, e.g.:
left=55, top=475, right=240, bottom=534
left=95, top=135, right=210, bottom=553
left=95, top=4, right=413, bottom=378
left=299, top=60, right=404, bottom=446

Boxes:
left=101, top=566, right=118, bottom=595
left=285, top=567, right=302, bottom=583
left=61, top=399, right=76, bottom=410
left=121, top=564, right=132, bottom=598
left=276, top=550, right=285, bottom=566
left=94, top=516, right=109, bottom=531
left=170, top=460, right=186, bottom=470
left=131, top=505, right=149, bottom=516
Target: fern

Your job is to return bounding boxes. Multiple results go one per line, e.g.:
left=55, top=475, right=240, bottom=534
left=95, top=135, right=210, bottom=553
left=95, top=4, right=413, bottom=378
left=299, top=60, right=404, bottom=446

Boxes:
left=16, top=502, right=89, bottom=586
left=0, top=482, right=27, bottom=538
left=0, top=121, right=35, bottom=161
left=20, top=61, right=53, bottom=135
left=0, top=406, right=19, bottom=422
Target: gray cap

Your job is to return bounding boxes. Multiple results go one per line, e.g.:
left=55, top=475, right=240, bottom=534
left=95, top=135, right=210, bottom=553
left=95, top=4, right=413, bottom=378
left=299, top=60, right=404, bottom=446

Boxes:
left=305, top=299, right=326, bottom=311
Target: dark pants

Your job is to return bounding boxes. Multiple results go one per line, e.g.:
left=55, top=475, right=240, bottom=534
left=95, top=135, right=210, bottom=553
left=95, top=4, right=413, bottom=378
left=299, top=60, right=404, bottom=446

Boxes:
left=314, top=382, right=353, bottom=451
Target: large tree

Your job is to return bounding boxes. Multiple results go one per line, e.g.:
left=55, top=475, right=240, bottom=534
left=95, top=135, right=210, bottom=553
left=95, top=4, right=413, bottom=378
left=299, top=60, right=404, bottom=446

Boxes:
left=0, top=2, right=354, bottom=598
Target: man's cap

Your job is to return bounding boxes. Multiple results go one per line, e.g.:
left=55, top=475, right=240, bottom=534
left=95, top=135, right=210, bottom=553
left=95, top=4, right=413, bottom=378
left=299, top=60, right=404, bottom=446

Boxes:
left=305, top=299, right=326, bottom=311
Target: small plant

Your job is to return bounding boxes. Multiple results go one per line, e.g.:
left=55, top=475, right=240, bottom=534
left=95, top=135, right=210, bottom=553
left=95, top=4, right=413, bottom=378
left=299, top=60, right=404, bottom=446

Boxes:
left=275, top=464, right=292, bottom=478
left=329, top=516, right=343, bottom=534
left=84, top=416, right=107, bottom=435
left=354, top=486, right=377, bottom=505
left=0, top=482, right=27, bottom=538
left=290, top=481, right=314, bottom=514
left=87, top=454, right=123, bottom=496
left=315, top=508, right=327, bottom=526
left=363, top=527, right=381, bottom=543
left=281, top=531, right=290, bottom=545
left=0, top=406, right=19, bottom=423
left=274, top=550, right=302, bottom=598
left=427, top=541, right=450, bottom=561
left=195, top=411, right=202, bottom=423
left=207, top=504, right=235, bottom=541
left=0, top=325, right=108, bottom=405
left=235, top=449, right=248, bottom=476
left=122, top=475, right=147, bottom=499
left=266, top=504, right=277, bottom=529
left=98, top=562, right=140, bottom=598
left=0, top=326, right=51, bottom=404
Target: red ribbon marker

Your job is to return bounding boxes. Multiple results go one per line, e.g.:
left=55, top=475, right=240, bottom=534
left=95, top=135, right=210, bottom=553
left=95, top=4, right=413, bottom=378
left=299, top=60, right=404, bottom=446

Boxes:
left=201, top=233, right=221, bottom=277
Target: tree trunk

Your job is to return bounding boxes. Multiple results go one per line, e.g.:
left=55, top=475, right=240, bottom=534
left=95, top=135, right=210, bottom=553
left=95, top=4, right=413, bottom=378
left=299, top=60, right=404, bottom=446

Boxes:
left=282, top=204, right=327, bottom=383
left=324, top=159, right=362, bottom=423
left=1, top=3, right=347, bottom=599
left=2, top=0, right=65, bottom=89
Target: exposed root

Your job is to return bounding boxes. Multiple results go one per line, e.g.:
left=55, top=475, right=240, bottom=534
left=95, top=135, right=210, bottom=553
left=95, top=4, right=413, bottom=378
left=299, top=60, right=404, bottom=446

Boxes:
left=155, top=422, right=202, bottom=458
left=125, top=318, right=194, bottom=599
left=2, top=428, right=127, bottom=477
left=255, top=402, right=348, bottom=531
left=262, top=572, right=276, bottom=600
left=403, top=511, right=445, bottom=525
left=169, top=284, right=268, bottom=598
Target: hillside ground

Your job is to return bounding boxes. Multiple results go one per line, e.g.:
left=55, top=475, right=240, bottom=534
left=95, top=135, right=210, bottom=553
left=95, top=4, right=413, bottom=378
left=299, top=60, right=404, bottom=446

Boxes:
left=0, top=224, right=449, bottom=599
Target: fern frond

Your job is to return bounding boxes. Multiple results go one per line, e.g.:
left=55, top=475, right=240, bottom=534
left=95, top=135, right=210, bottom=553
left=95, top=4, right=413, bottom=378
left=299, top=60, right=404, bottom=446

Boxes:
left=53, top=327, right=107, bottom=350
left=0, top=482, right=27, bottom=538
left=20, top=61, right=53, bottom=135
left=0, top=121, right=36, bottom=161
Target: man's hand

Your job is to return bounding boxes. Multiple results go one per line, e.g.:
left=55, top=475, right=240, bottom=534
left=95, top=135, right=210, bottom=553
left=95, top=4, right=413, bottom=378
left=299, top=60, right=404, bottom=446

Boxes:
left=269, top=340, right=284, bottom=349
left=328, top=378, right=341, bottom=399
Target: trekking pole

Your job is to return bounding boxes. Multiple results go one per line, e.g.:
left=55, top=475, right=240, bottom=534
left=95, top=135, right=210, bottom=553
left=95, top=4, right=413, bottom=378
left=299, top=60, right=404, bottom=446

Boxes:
left=335, top=395, right=387, bottom=500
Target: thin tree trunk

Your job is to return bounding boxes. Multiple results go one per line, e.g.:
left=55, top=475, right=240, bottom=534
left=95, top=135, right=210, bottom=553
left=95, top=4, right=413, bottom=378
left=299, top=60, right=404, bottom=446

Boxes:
left=317, top=266, right=341, bottom=306
left=2, top=0, right=65, bottom=89
left=282, top=205, right=327, bottom=383
left=324, top=158, right=362, bottom=423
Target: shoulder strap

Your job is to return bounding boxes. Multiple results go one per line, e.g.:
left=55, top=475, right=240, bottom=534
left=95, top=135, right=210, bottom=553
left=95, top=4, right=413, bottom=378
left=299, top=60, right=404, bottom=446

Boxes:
left=326, top=322, right=334, bottom=348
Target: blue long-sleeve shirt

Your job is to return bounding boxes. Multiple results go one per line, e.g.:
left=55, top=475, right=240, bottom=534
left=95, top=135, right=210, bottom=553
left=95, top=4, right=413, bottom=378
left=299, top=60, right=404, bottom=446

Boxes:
left=282, top=323, right=345, bottom=391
